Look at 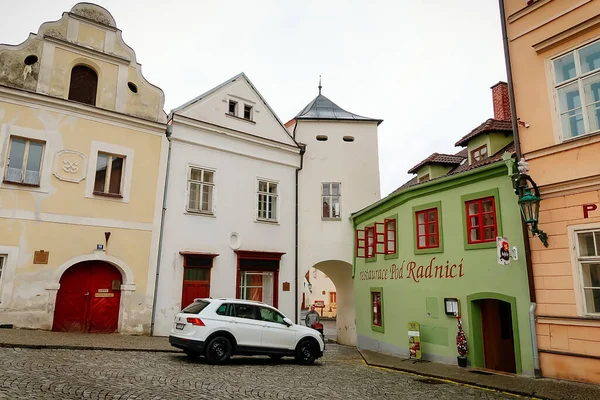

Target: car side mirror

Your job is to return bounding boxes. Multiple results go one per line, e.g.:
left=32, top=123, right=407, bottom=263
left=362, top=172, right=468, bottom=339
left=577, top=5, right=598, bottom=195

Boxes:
left=283, top=317, right=293, bottom=327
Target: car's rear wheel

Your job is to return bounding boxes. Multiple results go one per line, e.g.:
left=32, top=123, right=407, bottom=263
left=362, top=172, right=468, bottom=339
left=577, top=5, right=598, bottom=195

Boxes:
left=205, top=336, right=233, bottom=365
left=295, top=338, right=318, bottom=365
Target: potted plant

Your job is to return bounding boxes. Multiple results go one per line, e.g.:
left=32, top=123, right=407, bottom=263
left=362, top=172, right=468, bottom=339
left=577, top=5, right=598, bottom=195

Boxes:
left=456, top=316, right=468, bottom=367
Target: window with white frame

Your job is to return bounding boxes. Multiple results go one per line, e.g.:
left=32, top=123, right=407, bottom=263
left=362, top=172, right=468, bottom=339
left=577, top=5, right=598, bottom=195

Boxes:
left=188, top=167, right=214, bottom=213
left=93, top=152, right=125, bottom=196
left=4, top=137, right=44, bottom=186
left=553, top=39, right=600, bottom=140
left=322, top=182, right=341, bottom=219
left=257, top=180, right=278, bottom=221
left=575, top=229, right=600, bottom=314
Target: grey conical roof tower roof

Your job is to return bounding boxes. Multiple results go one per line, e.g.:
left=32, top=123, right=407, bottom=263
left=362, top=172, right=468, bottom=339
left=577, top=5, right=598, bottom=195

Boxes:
left=294, top=80, right=383, bottom=126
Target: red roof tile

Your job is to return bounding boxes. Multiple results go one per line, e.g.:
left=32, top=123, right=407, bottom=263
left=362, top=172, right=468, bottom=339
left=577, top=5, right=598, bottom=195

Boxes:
left=454, top=119, right=512, bottom=147
left=407, top=152, right=466, bottom=174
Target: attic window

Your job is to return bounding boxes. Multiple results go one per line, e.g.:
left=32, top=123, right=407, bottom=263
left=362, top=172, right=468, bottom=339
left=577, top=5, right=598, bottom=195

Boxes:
left=229, top=100, right=237, bottom=116
left=343, top=136, right=355, bottom=142
left=244, top=105, right=253, bottom=120
left=470, top=145, right=488, bottom=162
left=127, top=82, right=138, bottom=93
left=24, top=55, right=38, bottom=65
left=68, top=65, right=98, bottom=106
left=418, top=174, right=430, bottom=183
left=316, top=135, right=328, bottom=141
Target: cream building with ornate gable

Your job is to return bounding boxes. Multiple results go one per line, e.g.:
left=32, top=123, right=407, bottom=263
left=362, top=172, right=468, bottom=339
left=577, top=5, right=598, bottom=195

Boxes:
left=0, top=3, right=168, bottom=334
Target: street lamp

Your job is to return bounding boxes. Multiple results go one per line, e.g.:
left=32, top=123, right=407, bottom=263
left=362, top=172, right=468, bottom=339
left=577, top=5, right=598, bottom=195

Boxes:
left=308, top=282, right=313, bottom=293
left=512, top=158, right=548, bottom=247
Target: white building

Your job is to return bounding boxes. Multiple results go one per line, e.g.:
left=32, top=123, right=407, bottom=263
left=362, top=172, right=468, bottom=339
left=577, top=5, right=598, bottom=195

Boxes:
left=304, top=267, right=337, bottom=315
left=151, top=73, right=301, bottom=336
left=287, top=84, right=382, bottom=345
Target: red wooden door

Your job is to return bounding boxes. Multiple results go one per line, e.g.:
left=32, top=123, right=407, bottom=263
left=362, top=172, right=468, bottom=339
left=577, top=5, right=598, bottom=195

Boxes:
left=53, top=261, right=121, bottom=333
left=481, top=299, right=516, bottom=373
left=181, top=267, right=210, bottom=309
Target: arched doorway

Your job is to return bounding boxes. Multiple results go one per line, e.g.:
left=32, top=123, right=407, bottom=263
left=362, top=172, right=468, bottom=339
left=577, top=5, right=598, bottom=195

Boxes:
left=52, top=261, right=122, bottom=333
left=304, top=260, right=355, bottom=346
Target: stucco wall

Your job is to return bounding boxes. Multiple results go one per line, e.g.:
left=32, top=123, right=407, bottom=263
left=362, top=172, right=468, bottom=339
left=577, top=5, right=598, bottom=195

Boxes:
left=353, top=165, right=534, bottom=375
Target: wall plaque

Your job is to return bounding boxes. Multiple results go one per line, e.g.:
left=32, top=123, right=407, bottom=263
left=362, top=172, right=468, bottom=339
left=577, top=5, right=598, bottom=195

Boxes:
left=95, top=292, right=114, bottom=298
left=282, top=282, right=290, bottom=291
left=33, top=250, right=49, bottom=264
left=53, top=149, right=87, bottom=183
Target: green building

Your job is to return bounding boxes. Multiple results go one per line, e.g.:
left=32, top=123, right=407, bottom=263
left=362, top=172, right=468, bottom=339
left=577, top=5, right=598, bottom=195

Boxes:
left=350, top=83, right=534, bottom=375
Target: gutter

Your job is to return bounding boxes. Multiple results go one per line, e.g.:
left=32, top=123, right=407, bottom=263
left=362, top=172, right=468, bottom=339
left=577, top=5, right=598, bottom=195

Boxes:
left=293, top=120, right=306, bottom=324
left=499, top=0, right=541, bottom=378
left=150, top=124, right=173, bottom=336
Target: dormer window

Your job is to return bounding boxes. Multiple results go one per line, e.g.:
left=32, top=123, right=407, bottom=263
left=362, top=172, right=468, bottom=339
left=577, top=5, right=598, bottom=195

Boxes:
left=228, top=100, right=237, bottom=116
left=244, top=105, right=253, bottom=120
left=471, top=145, right=488, bottom=162
left=68, top=65, right=98, bottom=106
left=418, top=174, right=430, bottom=183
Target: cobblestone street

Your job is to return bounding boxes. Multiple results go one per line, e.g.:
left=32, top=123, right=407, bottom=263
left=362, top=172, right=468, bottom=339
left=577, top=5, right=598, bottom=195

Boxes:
left=0, top=344, right=523, bottom=399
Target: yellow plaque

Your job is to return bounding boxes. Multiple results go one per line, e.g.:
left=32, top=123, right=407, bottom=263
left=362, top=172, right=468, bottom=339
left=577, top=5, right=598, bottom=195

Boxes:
left=95, top=292, right=115, bottom=298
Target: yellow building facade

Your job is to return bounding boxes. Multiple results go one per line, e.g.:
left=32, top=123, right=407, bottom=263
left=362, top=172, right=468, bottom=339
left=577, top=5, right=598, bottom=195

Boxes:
left=502, top=0, right=600, bottom=383
left=0, top=3, right=167, bottom=334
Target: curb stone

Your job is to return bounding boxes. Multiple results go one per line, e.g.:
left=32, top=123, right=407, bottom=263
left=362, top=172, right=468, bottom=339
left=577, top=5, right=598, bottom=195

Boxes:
left=0, top=343, right=182, bottom=353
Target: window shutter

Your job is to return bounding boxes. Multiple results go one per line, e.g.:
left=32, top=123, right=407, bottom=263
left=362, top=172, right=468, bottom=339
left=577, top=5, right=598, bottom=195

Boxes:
left=355, top=229, right=366, bottom=258
left=384, top=218, right=397, bottom=254
left=374, top=222, right=386, bottom=254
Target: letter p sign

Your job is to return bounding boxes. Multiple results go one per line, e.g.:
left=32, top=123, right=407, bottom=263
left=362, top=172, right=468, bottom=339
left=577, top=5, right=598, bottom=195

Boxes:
left=583, top=204, right=598, bottom=219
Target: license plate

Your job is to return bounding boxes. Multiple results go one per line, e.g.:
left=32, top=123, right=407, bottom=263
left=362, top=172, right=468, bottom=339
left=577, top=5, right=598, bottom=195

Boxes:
left=175, top=323, right=185, bottom=330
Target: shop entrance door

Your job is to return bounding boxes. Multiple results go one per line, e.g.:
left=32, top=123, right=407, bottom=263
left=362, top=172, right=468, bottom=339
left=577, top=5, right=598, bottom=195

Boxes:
left=480, top=299, right=516, bottom=373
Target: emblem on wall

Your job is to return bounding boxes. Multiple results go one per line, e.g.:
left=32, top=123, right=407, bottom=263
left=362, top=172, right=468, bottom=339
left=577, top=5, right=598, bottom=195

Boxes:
left=53, top=150, right=87, bottom=183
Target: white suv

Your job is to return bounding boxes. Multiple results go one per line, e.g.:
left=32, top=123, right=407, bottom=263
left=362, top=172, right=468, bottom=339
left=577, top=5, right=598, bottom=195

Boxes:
left=168, top=298, right=325, bottom=365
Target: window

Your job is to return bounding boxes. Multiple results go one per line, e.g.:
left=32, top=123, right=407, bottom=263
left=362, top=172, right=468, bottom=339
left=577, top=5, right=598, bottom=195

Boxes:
left=240, top=271, right=275, bottom=305
left=68, top=65, right=98, bottom=106
left=322, top=182, right=341, bottom=219
left=575, top=229, right=600, bottom=314
left=329, top=292, right=337, bottom=303
left=94, top=152, right=124, bottom=196
left=258, top=306, right=286, bottom=324
left=385, top=218, right=397, bottom=254
left=553, top=39, right=600, bottom=139
left=244, top=105, right=253, bottom=120
left=466, top=197, right=497, bottom=244
left=370, top=288, right=384, bottom=332
left=233, top=303, right=258, bottom=320
left=0, top=256, right=4, bottom=286
left=416, top=208, right=439, bottom=249
left=228, top=100, right=237, bottom=116
left=188, top=167, right=214, bottom=213
left=365, top=226, right=375, bottom=258
left=216, top=303, right=229, bottom=316
left=470, top=144, right=488, bottom=162
left=257, top=180, right=278, bottom=221
left=4, top=137, right=44, bottom=186
left=418, top=174, right=430, bottom=183
left=181, top=300, right=210, bottom=314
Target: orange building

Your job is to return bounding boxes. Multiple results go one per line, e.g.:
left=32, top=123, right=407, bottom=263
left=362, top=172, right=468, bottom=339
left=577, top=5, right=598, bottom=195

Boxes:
left=501, top=0, right=600, bottom=384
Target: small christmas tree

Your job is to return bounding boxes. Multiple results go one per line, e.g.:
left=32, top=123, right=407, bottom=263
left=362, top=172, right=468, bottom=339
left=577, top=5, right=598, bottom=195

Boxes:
left=456, top=316, right=468, bottom=357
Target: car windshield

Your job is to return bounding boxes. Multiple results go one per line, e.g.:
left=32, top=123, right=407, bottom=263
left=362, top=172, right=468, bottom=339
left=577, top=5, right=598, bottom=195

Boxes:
left=182, top=300, right=210, bottom=314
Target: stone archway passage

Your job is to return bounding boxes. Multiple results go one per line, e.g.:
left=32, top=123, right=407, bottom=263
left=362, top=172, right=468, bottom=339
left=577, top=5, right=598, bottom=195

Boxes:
left=52, top=261, right=122, bottom=333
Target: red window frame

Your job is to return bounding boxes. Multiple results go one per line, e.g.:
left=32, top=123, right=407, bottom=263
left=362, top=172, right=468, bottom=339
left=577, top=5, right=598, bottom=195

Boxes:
left=372, top=291, right=382, bottom=326
left=465, top=196, right=497, bottom=244
left=384, top=218, right=397, bottom=254
left=415, top=208, right=439, bottom=249
left=365, top=226, right=375, bottom=258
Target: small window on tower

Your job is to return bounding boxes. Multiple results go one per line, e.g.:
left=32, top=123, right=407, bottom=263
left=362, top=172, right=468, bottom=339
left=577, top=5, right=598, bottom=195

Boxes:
left=228, top=101, right=237, bottom=116
left=244, top=105, right=253, bottom=120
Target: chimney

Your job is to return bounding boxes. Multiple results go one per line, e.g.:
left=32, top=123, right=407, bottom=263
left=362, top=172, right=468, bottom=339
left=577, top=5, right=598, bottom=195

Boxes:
left=491, top=82, right=511, bottom=121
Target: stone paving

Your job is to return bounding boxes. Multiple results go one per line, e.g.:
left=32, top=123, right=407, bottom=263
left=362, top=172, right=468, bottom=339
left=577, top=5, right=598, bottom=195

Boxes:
left=0, top=344, right=521, bottom=399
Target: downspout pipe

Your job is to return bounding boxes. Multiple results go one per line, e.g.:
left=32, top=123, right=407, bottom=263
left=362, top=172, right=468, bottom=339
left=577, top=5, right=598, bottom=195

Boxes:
left=499, top=0, right=541, bottom=378
left=150, top=124, right=173, bottom=336
left=294, top=121, right=306, bottom=324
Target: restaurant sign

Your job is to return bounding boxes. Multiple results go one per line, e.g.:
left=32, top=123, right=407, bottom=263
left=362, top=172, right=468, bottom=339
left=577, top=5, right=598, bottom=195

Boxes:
left=359, top=257, right=464, bottom=283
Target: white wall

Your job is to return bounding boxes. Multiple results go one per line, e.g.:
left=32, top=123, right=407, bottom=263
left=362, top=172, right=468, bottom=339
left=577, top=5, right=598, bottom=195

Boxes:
left=152, top=120, right=300, bottom=336
left=306, top=268, right=337, bottom=307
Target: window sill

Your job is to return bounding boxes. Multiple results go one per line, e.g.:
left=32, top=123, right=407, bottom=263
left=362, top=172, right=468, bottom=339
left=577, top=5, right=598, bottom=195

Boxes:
left=322, top=217, right=342, bottom=221
left=93, top=191, right=123, bottom=199
left=255, top=218, right=279, bottom=225
left=185, top=210, right=215, bottom=218
left=562, top=129, right=600, bottom=144
left=2, top=179, right=40, bottom=188
left=415, top=246, right=444, bottom=255
left=384, top=252, right=399, bottom=260
left=464, top=241, right=496, bottom=250
left=365, top=255, right=377, bottom=263
left=371, top=324, right=384, bottom=333
left=225, top=113, right=255, bottom=124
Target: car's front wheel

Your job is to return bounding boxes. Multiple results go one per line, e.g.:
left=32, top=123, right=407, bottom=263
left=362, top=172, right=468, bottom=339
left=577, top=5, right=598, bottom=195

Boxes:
left=295, top=338, right=319, bottom=365
left=205, top=336, right=233, bottom=365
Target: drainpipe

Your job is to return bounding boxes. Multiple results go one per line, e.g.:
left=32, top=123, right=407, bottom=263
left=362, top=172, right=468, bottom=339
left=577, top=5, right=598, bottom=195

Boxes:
left=150, top=124, right=173, bottom=336
left=293, top=121, right=306, bottom=324
left=499, top=0, right=541, bottom=378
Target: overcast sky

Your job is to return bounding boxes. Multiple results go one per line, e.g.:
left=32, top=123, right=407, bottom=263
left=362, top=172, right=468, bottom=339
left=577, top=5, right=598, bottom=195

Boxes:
left=0, top=0, right=507, bottom=197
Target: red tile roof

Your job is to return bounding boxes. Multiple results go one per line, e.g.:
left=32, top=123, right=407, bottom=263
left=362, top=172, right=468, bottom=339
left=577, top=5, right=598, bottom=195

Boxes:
left=454, top=118, right=512, bottom=147
left=407, top=152, right=466, bottom=174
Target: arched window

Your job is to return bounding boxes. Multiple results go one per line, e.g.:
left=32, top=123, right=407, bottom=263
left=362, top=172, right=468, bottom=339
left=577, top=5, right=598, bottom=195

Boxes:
left=68, top=65, right=98, bottom=106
